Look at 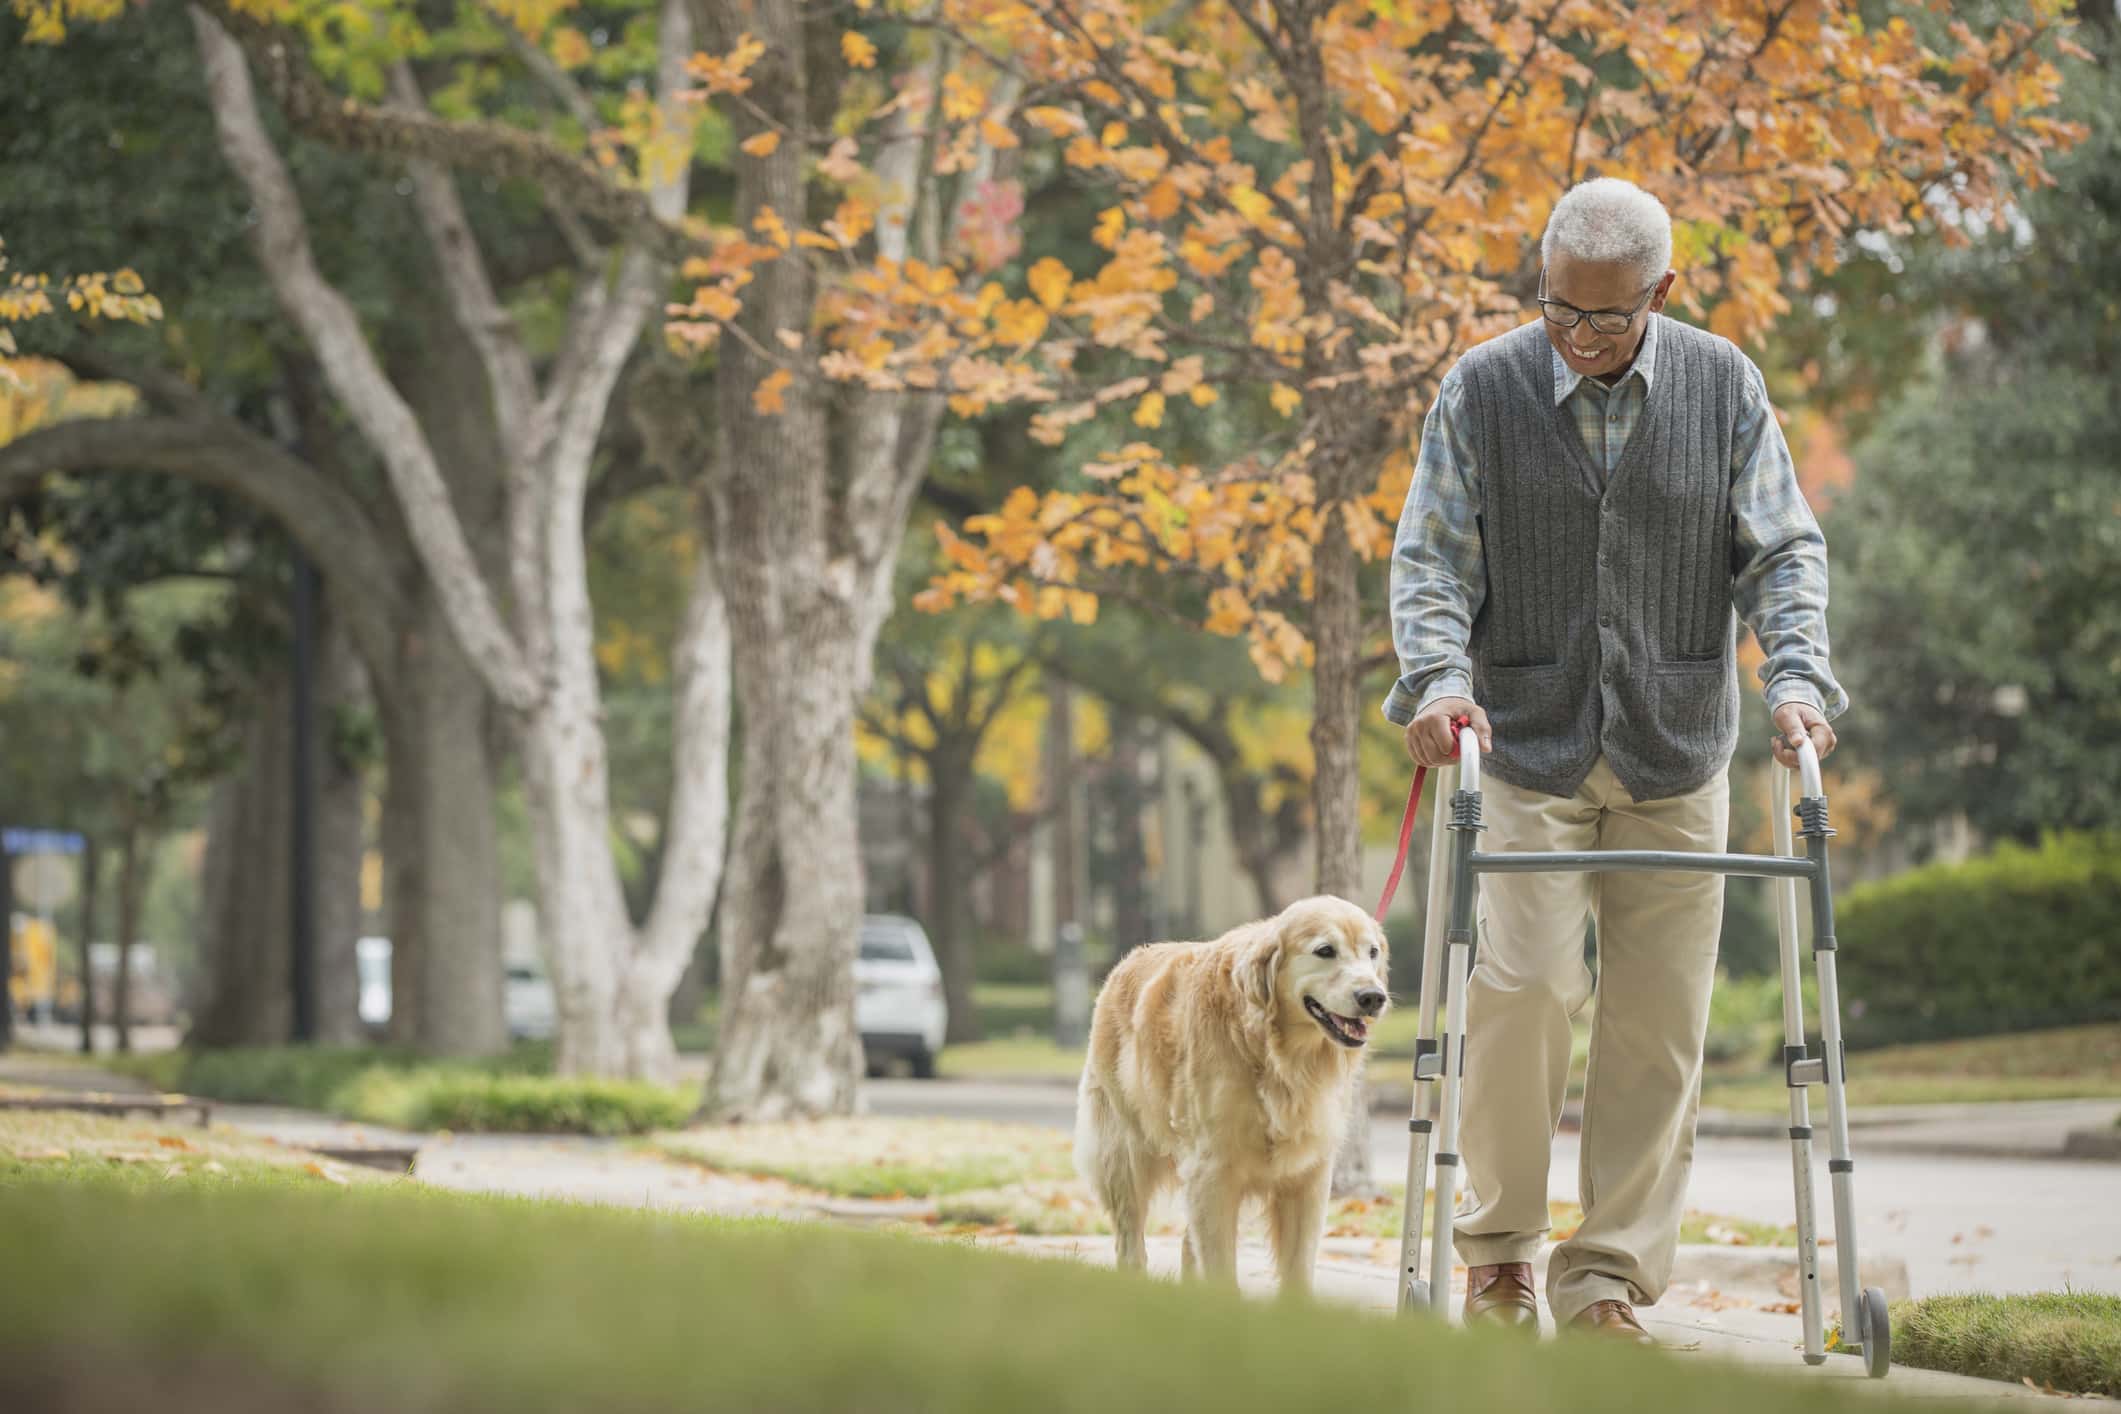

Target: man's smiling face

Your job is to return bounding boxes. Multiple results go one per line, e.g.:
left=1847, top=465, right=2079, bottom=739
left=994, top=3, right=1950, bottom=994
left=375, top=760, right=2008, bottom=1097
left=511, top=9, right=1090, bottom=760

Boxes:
left=1540, top=254, right=1674, bottom=381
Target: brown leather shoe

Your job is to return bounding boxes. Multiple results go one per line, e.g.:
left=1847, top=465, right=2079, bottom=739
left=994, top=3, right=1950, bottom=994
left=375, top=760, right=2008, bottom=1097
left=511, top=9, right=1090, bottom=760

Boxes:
left=1462, top=1262, right=1540, bottom=1333
left=1568, top=1299, right=1655, bottom=1345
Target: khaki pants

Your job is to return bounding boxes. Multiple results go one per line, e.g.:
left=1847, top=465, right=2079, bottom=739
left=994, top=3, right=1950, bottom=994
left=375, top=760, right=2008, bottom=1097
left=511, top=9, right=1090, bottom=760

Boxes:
left=1454, top=756, right=1729, bottom=1326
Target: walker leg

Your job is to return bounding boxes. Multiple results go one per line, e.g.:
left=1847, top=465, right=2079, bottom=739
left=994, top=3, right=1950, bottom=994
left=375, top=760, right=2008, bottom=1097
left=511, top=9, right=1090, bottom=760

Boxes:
left=1398, top=763, right=1458, bottom=1313
left=1427, top=779, right=1482, bottom=1317
left=1772, top=766, right=1827, bottom=1365
left=1799, top=782, right=1885, bottom=1376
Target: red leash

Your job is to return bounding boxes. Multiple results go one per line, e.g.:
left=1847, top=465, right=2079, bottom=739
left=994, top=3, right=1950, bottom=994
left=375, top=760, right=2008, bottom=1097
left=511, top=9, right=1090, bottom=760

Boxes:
left=1374, top=715, right=1472, bottom=921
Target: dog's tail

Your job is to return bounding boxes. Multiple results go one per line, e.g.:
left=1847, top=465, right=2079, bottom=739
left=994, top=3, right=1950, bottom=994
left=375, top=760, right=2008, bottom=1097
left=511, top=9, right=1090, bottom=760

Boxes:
left=1071, top=1066, right=1103, bottom=1187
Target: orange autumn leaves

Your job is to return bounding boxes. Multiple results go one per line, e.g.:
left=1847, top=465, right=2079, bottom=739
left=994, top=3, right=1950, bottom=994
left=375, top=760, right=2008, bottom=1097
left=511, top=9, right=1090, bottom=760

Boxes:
left=663, top=0, right=2077, bottom=673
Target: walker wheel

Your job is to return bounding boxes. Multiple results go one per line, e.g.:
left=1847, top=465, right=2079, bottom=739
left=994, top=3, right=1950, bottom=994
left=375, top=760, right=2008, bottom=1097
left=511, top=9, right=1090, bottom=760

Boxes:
left=1861, top=1287, right=1891, bottom=1379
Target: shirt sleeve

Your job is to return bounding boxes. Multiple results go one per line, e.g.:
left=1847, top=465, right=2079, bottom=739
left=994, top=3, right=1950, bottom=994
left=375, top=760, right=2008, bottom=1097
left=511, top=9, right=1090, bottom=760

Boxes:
left=1729, top=358, right=1850, bottom=720
left=1382, top=366, right=1487, bottom=726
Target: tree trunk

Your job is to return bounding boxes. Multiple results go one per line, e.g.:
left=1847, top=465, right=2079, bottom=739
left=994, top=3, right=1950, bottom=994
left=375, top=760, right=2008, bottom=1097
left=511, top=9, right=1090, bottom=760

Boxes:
left=77, top=836, right=98, bottom=1053
left=1311, top=526, right=1374, bottom=1195
left=1048, top=680, right=1081, bottom=942
left=703, top=601, right=865, bottom=1118
left=189, top=678, right=295, bottom=1048
left=929, top=745, right=980, bottom=1043
left=519, top=692, right=632, bottom=1076
left=113, top=820, right=146, bottom=1054
left=375, top=594, right=505, bottom=1057
left=696, top=0, right=867, bottom=1116
left=1109, top=710, right=1151, bottom=955
left=312, top=609, right=369, bottom=1045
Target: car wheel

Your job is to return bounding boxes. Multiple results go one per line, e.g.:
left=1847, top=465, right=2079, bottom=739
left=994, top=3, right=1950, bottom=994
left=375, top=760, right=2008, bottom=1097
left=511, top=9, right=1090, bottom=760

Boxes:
left=910, top=1047, right=937, bottom=1080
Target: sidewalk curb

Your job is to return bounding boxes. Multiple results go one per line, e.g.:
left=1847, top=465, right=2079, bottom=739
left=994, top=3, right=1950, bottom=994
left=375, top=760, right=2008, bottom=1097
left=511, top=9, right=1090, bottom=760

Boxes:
left=2062, top=1127, right=2121, bottom=1160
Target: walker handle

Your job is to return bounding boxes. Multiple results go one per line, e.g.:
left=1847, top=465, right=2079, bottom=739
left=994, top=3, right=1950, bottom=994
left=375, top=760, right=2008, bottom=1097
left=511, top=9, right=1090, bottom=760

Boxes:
left=1456, top=722, right=1483, bottom=794
left=1792, top=732, right=1824, bottom=799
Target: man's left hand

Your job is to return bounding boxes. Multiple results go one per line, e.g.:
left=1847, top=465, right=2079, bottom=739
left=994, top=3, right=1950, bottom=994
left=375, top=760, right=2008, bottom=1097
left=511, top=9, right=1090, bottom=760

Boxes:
left=1771, top=701, right=1836, bottom=768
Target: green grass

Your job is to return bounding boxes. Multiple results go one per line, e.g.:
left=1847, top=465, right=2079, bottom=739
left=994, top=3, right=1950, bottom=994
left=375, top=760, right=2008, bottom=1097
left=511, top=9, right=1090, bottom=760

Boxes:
left=0, top=1161, right=1974, bottom=1414
left=938, top=1034, right=1085, bottom=1078
left=1700, top=1023, right=2121, bottom=1113
left=1891, top=1292, right=2121, bottom=1397
left=101, top=1045, right=690, bottom=1136
left=0, top=1108, right=393, bottom=1191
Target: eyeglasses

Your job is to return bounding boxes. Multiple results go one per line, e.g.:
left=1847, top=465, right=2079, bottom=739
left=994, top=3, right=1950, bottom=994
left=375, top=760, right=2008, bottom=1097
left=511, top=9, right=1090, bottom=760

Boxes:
left=1536, top=277, right=1657, bottom=337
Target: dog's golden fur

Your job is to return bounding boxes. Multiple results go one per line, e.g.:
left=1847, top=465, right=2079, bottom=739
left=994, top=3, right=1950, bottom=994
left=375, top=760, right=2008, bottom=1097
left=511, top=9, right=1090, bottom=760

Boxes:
left=1073, top=896, right=1390, bottom=1292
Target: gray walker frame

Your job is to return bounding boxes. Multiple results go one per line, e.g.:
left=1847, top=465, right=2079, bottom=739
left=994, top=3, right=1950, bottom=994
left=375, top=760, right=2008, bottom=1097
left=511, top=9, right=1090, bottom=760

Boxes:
left=1393, top=728, right=1891, bottom=1378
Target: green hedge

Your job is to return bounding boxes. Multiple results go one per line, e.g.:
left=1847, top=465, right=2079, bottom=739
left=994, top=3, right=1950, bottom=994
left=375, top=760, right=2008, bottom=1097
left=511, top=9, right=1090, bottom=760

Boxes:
left=341, top=1071, right=693, bottom=1137
left=111, top=1046, right=689, bottom=1137
left=1837, top=833, right=2121, bottom=1047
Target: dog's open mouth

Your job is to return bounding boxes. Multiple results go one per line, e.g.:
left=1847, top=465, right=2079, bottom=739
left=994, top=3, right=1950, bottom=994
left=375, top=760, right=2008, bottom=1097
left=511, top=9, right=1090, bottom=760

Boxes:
left=1303, top=996, right=1369, bottom=1048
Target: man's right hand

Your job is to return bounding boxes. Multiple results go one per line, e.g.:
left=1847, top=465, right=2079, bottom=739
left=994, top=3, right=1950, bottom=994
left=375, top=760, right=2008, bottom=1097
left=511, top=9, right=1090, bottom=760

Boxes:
left=1404, top=697, right=1492, bottom=767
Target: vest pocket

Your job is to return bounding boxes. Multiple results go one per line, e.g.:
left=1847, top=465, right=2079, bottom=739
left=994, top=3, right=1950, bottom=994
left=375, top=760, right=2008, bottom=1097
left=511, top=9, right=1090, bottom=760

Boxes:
left=1651, top=658, right=1732, bottom=749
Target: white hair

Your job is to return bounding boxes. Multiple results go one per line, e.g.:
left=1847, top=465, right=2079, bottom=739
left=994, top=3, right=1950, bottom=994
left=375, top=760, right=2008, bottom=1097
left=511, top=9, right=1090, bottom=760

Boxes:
left=1540, top=178, right=1673, bottom=289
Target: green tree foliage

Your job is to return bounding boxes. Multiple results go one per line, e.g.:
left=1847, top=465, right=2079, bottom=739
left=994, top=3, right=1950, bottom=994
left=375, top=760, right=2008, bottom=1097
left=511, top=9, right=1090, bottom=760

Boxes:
left=1827, top=28, right=2120, bottom=843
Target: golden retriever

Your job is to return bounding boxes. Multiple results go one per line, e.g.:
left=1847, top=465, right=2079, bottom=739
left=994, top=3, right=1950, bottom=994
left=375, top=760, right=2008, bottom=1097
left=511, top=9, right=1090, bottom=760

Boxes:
left=1073, top=896, right=1390, bottom=1294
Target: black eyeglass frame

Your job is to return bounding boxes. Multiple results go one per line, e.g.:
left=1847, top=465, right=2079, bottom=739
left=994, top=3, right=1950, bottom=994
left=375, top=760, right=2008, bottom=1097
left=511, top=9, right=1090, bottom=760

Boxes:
left=1536, top=274, right=1660, bottom=337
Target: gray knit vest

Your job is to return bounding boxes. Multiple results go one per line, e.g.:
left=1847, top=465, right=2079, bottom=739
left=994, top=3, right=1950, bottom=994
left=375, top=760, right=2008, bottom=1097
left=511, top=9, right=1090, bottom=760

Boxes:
left=1455, top=316, right=1747, bottom=801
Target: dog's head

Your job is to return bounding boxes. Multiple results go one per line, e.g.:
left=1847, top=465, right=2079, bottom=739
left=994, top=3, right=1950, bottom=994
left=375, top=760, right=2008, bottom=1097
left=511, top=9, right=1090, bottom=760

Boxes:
left=1242, top=896, right=1391, bottom=1050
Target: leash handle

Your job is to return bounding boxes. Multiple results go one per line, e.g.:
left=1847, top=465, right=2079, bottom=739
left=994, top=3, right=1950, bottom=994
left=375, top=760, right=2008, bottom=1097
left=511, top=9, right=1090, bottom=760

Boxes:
left=1374, top=714, right=1473, bottom=922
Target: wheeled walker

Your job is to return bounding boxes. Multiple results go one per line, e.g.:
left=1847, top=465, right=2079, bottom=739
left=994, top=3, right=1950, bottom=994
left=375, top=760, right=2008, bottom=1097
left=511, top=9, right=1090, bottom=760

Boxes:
left=1393, top=725, right=1891, bottom=1377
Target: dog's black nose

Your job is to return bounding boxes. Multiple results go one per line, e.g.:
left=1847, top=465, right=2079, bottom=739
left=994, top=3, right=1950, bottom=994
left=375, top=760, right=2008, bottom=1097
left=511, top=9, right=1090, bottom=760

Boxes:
left=1355, top=988, right=1387, bottom=1017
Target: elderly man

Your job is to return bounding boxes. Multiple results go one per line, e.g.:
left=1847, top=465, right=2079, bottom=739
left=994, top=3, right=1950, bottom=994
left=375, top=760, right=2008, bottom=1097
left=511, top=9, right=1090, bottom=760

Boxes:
left=1381, top=178, right=1846, bottom=1342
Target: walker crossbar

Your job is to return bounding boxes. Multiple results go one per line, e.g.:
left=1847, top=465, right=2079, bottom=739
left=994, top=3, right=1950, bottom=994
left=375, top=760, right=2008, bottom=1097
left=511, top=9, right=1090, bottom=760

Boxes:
left=1468, top=849, right=1819, bottom=880
left=1394, top=727, right=1891, bottom=1379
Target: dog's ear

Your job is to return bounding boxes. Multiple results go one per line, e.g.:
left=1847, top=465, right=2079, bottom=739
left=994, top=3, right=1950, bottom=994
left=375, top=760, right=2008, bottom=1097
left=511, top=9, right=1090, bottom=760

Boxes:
left=1242, top=925, right=1282, bottom=1013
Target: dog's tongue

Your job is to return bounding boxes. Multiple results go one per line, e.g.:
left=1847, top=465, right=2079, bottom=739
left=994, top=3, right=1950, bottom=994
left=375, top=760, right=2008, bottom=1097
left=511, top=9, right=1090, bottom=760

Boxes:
left=1344, top=1015, right=1369, bottom=1039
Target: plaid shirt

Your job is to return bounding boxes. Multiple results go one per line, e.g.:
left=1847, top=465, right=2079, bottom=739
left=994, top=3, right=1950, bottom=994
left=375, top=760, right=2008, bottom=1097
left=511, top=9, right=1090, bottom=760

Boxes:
left=1383, top=315, right=1848, bottom=727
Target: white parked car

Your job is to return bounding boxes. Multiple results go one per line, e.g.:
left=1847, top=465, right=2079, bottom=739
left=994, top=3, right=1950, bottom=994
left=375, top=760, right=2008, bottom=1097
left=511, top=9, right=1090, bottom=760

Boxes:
left=503, top=961, right=557, bottom=1040
left=856, top=914, right=948, bottom=1079
left=353, top=935, right=557, bottom=1041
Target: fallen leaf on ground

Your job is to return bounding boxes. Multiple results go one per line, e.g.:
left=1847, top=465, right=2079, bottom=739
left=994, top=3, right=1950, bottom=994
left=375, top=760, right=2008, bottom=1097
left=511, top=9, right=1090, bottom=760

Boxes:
left=304, top=1161, right=349, bottom=1186
left=16, top=1146, right=70, bottom=1161
left=1760, top=1300, right=1802, bottom=1314
left=156, top=1136, right=192, bottom=1151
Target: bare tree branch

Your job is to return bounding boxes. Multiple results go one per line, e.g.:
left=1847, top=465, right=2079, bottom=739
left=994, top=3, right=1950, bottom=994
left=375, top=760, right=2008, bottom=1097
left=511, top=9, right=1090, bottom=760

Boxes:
left=188, top=0, right=700, bottom=261
left=389, top=62, right=542, bottom=466
left=0, top=415, right=405, bottom=677
left=191, top=4, right=541, bottom=713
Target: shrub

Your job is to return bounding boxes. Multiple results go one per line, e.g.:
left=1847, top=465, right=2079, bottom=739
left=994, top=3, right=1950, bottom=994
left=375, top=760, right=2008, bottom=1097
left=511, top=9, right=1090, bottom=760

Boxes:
left=344, top=1071, right=693, bottom=1137
left=115, top=1045, right=686, bottom=1136
left=1836, top=833, right=2121, bottom=1046
left=144, top=1047, right=426, bottom=1109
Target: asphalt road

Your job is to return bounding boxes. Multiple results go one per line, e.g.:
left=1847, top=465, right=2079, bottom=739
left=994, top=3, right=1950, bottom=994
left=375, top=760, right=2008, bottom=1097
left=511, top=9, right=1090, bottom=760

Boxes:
left=865, top=1076, right=2121, bottom=1300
